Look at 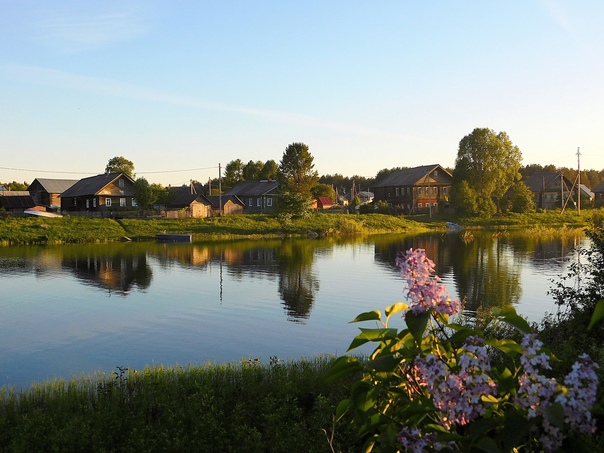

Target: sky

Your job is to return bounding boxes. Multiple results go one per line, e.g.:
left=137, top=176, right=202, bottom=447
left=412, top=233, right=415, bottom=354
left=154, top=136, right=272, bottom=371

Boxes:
left=1, top=1, right=603, bottom=187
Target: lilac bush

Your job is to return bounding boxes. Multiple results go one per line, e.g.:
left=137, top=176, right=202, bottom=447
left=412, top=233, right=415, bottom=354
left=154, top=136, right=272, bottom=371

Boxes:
left=328, top=248, right=600, bottom=452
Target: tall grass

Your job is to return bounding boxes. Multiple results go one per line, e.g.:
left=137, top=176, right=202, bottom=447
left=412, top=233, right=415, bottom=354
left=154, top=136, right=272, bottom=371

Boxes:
left=0, top=356, right=360, bottom=452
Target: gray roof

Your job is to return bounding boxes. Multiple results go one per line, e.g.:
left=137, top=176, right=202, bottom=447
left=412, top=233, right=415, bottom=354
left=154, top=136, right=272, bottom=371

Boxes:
left=593, top=180, right=604, bottom=193
left=61, top=173, right=134, bottom=198
left=371, top=165, right=451, bottom=188
left=0, top=195, right=35, bottom=209
left=28, top=178, right=79, bottom=194
left=524, top=172, right=571, bottom=192
left=205, top=195, right=244, bottom=208
left=224, top=180, right=280, bottom=196
left=0, top=190, right=30, bottom=196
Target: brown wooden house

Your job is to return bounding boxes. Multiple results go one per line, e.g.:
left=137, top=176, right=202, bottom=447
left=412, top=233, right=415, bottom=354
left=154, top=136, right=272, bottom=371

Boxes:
left=60, top=172, right=136, bottom=213
left=371, top=164, right=453, bottom=214
left=165, top=186, right=244, bottom=217
left=27, top=178, right=79, bottom=211
left=593, top=180, right=604, bottom=208
left=524, top=172, right=574, bottom=210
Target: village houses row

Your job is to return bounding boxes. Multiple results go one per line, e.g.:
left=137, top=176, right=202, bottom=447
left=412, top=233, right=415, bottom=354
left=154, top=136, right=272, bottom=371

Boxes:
left=2, top=164, right=604, bottom=217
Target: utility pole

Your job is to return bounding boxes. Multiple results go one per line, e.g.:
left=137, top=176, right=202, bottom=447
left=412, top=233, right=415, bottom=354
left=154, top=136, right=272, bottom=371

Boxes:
left=218, top=163, right=222, bottom=216
left=577, top=147, right=581, bottom=215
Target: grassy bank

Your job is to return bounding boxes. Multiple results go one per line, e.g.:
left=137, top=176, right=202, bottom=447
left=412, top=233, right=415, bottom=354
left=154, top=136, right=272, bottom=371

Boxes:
left=0, top=356, right=360, bottom=452
left=0, top=213, right=434, bottom=246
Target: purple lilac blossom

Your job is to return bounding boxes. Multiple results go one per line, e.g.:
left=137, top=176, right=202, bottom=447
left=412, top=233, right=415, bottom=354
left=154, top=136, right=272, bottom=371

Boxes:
left=396, top=248, right=461, bottom=315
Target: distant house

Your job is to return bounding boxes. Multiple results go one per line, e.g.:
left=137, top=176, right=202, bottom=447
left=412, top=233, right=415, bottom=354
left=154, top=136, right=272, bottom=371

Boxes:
left=593, top=181, right=604, bottom=208
left=27, top=178, right=78, bottom=211
left=371, top=164, right=453, bottom=214
left=315, top=197, right=334, bottom=210
left=357, top=191, right=374, bottom=204
left=224, top=180, right=280, bottom=213
left=165, top=186, right=244, bottom=218
left=524, top=172, right=574, bottom=210
left=60, top=172, right=136, bottom=213
left=0, top=190, right=36, bottom=215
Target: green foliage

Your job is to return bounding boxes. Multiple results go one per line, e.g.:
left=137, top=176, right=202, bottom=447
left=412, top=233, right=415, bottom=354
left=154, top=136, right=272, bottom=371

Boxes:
left=278, top=142, right=319, bottom=198
left=311, top=183, right=336, bottom=200
left=0, top=357, right=360, bottom=452
left=0, top=181, right=28, bottom=191
left=452, top=128, right=522, bottom=216
left=222, top=159, right=244, bottom=190
left=509, top=180, right=536, bottom=213
left=133, top=177, right=156, bottom=210
left=451, top=180, right=478, bottom=216
left=105, top=156, right=135, bottom=178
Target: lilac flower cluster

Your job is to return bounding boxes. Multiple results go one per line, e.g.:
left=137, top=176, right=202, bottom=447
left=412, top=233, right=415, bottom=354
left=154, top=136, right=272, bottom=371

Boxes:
left=396, top=248, right=461, bottom=315
left=516, top=334, right=599, bottom=452
left=397, top=427, right=439, bottom=453
left=412, top=337, right=497, bottom=430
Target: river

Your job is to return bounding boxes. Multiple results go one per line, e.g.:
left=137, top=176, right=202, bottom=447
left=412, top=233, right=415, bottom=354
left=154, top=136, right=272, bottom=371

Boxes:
left=0, top=231, right=585, bottom=388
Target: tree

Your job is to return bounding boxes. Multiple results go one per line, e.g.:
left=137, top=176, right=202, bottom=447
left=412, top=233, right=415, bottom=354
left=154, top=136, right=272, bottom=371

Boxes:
left=133, top=177, right=156, bottom=210
left=105, top=156, right=135, bottom=178
left=278, top=142, right=319, bottom=197
left=311, top=183, right=336, bottom=200
left=222, top=159, right=244, bottom=190
left=508, top=181, right=535, bottom=213
left=243, top=160, right=264, bottom=181
left=259, top=160, right=278, bottom=181
left=452, top=128, right=522, bottom=216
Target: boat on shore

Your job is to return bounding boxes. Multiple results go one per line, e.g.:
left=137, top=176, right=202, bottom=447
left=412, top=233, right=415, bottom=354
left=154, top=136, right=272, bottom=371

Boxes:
left=155, top=233, right=192, bottom=243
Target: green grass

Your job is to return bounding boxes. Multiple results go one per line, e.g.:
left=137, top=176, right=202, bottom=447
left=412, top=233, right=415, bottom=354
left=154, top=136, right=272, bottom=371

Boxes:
left=0, top=356, right=361, bottom=452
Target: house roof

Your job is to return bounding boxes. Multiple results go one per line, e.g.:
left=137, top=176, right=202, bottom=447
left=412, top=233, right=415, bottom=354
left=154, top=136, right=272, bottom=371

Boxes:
left=224, top=180, right=279, bottom=196
left=61, top=173, right=134, bottom=198
left=371, top=165, right=452, bottom=188
left=524, top=172, right=571, bottom=192
left=28, top=178, right=79, bottom=194
left=0, top=195, right=35, bottom=209
left=317, top=197, right=333, bottom=206
left=0, top=190, right=30, bottom=196
left=579, top=184, right=594, bottom=199
left=205, top=195, right=244, bottom=208
left=593, top=180, right=604, bottom=193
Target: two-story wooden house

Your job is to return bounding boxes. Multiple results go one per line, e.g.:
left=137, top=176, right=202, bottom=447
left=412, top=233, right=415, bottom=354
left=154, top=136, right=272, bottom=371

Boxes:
left=60, top=172, right=136, bottom=213
left=223, top=180, right=280, bottom=213
left=371, top=164, right=453, bottom=214
left=524, top=172, right=574, bottom=210
left=27, top=178, right=79, bottom=211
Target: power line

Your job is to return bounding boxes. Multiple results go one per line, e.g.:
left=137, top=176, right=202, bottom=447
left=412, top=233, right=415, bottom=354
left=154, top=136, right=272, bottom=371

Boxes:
left=0, top=165, right=219, bottom=175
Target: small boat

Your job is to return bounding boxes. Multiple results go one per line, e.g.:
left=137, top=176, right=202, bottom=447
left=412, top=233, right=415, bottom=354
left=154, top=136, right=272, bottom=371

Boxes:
left=155, top=233, right=192, bottom=243
left=446, top=222, right=462, bottom=232
left=24, top=209, right=63, bottom=218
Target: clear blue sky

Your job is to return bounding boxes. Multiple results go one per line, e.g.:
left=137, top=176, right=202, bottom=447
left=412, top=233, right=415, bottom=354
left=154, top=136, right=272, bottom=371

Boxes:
left=1, top=1, right=603, bottom=186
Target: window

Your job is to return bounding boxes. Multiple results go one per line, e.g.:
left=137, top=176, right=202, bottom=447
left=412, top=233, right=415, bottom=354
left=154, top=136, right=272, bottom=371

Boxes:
left=395, top=187, right=400, bottom=196
left=266, top=197, right=272, bottom=207
left=407, top=187, right=411, bottom=195
left=418, top=203, right=422, bottom=208
left=86, top=199, right=90, bottom=209
left=132, top=199, right=137, bottom=207
left=120, top=198, right=126, bottom=207
left=249, top=199, right=253, bottom=207
left=106, top=198, right=112, bottom=207
left=418, top=187, right=422, bottom=195
left=443, top=187, right=447, bottom=194
left=118, top=179, right=124, bottom=188
left=257, top=198, right=262, bottom=207
left=433, top=203, right=438, bottom=208
left=93, top=198, right=97, bottom=208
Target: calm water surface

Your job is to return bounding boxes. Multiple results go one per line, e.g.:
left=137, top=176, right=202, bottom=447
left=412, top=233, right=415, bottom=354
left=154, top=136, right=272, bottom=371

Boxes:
left=0, top=232, right=585, bottom=388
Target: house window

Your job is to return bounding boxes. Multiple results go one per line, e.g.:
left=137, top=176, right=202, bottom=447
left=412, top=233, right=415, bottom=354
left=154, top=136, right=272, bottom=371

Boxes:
left=395, top=188, right=400, bottom=196
left=443, top=187, right=447, bottom=194
left=257, top=198, right=262, bottom=207
left=406, top=187, right=410, bottom=195
left=106, top=198, right=112, bottom=207
left=418, top=203, right=422, bottom=208
left=120, top=198, right=126, bottom=207
left=86, top=199, right=90, bottom=209
left=267, top=197, right=272, bottom=207
left=93, top=198, right=97, bottom=208
left=118, top=179, right=124, bottom=188
left=418, top=188, right=422, bottom=195
left=433, top=203, right=438, bottom=208
left=249, top=199, right=253, bottom=207
left=132, top=199, right=137, bottom=207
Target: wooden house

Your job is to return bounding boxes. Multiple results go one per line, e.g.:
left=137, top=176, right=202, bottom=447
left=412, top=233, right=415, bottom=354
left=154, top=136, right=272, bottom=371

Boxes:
left=371, top=164, right=453, bottom=214
left=27, top=178, right=78, bottom=211
left=205, top=195, right=244, bottom=215
left=524, top=172, right=574, bottom=210
left=224, top=180, right=280, bottom=213
left=60, top=172, right=136, bottom=213
left=165, top=186, right=244, bottom=217
left=315, top=197, right=334, bottom=210
left=593, top=181, right=604, bottom=208
left=0, top=190, right=36, bottom=215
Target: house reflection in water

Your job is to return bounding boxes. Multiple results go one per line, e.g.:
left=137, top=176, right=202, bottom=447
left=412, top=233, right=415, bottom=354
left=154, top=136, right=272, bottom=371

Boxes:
left=62, top=250, right=152, bottom=295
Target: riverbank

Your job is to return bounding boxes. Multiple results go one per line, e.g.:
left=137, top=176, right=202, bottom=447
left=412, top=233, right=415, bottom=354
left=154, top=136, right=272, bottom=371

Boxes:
left=0, top=356, right=361, bottom=452
left=0, top=209, right=599, bottom=246
left=0, top=213, right=438, bottom=246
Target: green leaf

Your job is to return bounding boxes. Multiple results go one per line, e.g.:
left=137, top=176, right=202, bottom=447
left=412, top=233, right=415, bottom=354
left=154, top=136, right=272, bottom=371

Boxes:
left=405, top=310, right=430, bottom=342
left=473, top=436, right=500, bottom=453
left=347, top=328, right=398, bottom=352
left=502, top=412, right=530, bottom=451
left=588, top=299, right=604, bottom=331
left=385, top=302, right=408, bottom=318
left=542, top=402, right=565, bottom=429
left=492, top=305, right=531, bottom=334
left=335, top=399, right=351, bottom=421
left=367, top=353, right=400, bottom=372
left=324, top=356, right=362, bottom=383
left=484, top=338, right=523, bottom=356
left=351, top=310, right=382, bottom=323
